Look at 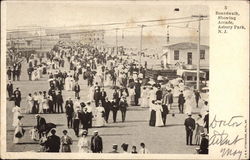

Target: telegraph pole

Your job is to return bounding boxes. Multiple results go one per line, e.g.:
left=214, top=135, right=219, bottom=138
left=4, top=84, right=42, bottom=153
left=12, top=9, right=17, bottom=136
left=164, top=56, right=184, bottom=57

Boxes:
left=115, top=28, right=118, bottom=55
left=192, top=15, right=207, bottom=91
left=139, top=25, right=145, bottom=65
left=40, top=27, right=42, bottom=50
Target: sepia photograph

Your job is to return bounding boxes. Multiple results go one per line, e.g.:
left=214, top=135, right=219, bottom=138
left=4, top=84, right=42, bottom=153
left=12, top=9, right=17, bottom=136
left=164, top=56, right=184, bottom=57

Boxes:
left=4, top=1, right=210, bottom=154
left=2, top=1, right=249, bottom=160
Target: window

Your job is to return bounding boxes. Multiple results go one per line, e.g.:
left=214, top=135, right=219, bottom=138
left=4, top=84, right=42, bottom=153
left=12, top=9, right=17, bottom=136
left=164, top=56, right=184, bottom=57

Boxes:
left=174, top=50, right=179, bottom=60
left=187, top=76, right=193, bottom=81
left=200, top=50, right=205, bottom=59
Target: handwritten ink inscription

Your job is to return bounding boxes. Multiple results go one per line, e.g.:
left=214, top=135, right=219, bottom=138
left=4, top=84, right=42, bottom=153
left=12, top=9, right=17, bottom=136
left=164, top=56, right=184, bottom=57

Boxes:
left=209, top=115, right=245, bottom=159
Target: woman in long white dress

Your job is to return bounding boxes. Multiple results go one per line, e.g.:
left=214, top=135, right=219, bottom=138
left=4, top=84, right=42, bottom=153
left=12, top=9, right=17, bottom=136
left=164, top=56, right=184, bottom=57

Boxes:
left=184, top=90, right=195, bottom=115
left=78, top=130, right=91, bottom=153
left=31, top=69, right=37, bottom=81
left=69, top=76, right=75, bottom=91
left=13, top=116, right=24, bottom=144
left=148, top=87, right=156, bottom=109
left=12, top=105, right=21, bottom=127
left=64, top=76, right=71, bottom=91
left=26, top=94, right=33, bottom=114
left=42, top=95, right=49, bottom=113
left=38, top=92, right=44, bottom=114
left=95, top=104, right=106, bottom=127
left=128, top=86, right=135, bottom=105
left=154, top=101, right=164, bottom=127
left=88, top=86, right=95, bottom=102
left=141, top=87, right=148, bottom=108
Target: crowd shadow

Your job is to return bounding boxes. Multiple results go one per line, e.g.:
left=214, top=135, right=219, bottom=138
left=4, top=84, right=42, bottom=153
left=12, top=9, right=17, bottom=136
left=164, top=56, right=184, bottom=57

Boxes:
left=125, top=120, right=147, bottom=123
left=101, top=133, right=131, bottom=136
left=15, top=142, right=38, bottom=145
left=164, top=124, right=183, bottom=127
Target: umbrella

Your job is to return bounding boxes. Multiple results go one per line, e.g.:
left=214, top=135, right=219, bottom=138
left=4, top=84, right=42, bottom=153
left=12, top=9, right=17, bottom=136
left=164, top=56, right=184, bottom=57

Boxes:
left=44, top=123, right=56, bottom=134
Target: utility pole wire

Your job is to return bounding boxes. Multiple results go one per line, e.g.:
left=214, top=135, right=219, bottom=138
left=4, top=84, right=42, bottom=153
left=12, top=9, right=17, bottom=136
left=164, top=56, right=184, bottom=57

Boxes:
left=7, top=18, right=209, bottom=41
left=7, top=16, right=194, bottom=32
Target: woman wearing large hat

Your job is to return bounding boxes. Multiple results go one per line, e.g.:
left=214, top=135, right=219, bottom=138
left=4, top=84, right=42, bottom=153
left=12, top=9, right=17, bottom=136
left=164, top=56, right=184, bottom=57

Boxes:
left=78, top=130, right=91, bottom=153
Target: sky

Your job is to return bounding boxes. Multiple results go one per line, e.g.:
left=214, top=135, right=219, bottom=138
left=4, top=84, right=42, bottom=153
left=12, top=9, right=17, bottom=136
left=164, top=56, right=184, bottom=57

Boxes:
left=5, top=1, right=209, bottom=38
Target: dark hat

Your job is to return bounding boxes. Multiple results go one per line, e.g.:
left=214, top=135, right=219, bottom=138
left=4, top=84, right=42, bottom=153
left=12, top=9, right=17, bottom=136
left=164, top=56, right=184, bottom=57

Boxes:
left=63, top=130, right=68, bottom=133
left=121, top=143, right=128, bottom=150
left=112, top=144, right=118, bottom=149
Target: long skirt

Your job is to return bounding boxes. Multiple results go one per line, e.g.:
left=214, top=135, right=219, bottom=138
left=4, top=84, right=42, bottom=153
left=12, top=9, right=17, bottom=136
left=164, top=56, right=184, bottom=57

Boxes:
left=149, top=110, right=156, bottom=126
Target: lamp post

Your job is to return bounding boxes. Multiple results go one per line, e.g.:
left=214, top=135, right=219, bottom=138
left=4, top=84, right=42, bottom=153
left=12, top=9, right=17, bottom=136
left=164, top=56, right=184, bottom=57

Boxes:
left=139, top=25, right=146, bottom=65
left=192, top=15, right=207, bottom=90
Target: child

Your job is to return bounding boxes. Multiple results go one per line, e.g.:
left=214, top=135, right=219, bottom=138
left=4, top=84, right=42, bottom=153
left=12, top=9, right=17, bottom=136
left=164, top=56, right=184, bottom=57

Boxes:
left=29, top=126, right=39, bottom=141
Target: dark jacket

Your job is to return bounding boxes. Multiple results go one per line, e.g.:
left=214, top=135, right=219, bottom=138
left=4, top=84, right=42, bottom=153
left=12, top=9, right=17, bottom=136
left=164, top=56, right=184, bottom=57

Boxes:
left=119, top=100, right=128, bottom=111
left=91, top=135, right=103, bottom=153
left=178, top=93, right=185, bottom=104
left=65, top=100, right=73, bottom=107
left=65, top=105, right=74, bottom=117
left=7, top=83, right=13, bottom=93
left=184, top=117, right=195, bottom=131
left=37, top=117, right=46, bottom=132
left=56, top=94, right=64, bottom=104
left=46, top=135, right=61, bottom=152
left=103, top=100, right=112, bottom=112
left=74, top=84, right=80, bottom=92
left=204, top=114, right=209, bottom=129
left=156, top=90, right=163, bottom=100
left=100, top=91, right=107, bottom=101
left=94, top=91, right=101, bottom=101
left=199, top=137, right=209, bottom=154
left=13, top=90, right=21, bottom=101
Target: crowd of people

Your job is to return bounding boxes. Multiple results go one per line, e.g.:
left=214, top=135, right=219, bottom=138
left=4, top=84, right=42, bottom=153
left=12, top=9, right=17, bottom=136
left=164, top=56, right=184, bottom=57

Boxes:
left=8, top=40, right=209, bottom=154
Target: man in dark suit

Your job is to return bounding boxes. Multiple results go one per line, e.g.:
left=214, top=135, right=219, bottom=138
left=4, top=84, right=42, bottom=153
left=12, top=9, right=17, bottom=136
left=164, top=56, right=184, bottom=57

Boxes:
left=46, top=129, right=60, bottom=152
left=13, top=88, right=21, bottom=107
left=65, top=103, right=74, bottom=128
left=51, top=90, right=57, bottom=113
left=12, top=66, right=16, bottom=81
left=204, top=108, right=209, bottom=133
left=134, top=81, right=141, bottom=106
left=74, top=82, right=80, bottom=98
left=7, top=67, right=12, bottom=80
left=119, top=96, right=128, bottom=122
left=184, top=114, right=195, bottom=145
left=80, top=106, right=90, bottom=131
left=16, top=68, right=21, bottom=81
left=65, top=97, right=73, bottom=108
left=178, top=91, right=185, bottom=113
left=111, top=100, right=119, bottom=123
left=36, top=114, right=47, bottom=138
left=94, top=88, right=101, bottom=107
left=56, top=91, right=64, bottom=113
left=91, top=131, right=103, bottom=153
left=113, top=89, right=120, bottom=104
left=156, top=87, right=163, bottom=100
left=73, top=109, right=81, bottom=137
left=100, top=88, right=107, bottom=106
left=7, top=81, right=13, bottom=100
left=27, top=66, right=33, bottom=81
left=194, top=90, right=201, bottom=108
left=102, top=97, right=111, bottom=123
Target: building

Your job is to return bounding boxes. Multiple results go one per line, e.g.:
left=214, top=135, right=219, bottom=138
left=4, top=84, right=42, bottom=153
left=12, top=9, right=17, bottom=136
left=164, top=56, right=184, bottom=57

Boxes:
left=79, top=30, right=105, bottom=45
left=162, top=42, right=209, bottom=70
